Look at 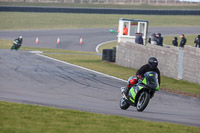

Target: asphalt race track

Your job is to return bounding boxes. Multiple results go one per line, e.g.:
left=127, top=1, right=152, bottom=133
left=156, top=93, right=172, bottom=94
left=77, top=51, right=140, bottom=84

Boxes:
left=0, top=27, right=200, bottom=52
left=0, top=27, right=200, bottom=126
left=0, top=49, right=200, bottom=126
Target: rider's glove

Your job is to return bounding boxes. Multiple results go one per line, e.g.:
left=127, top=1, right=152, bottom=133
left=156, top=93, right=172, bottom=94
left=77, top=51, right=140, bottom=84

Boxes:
left=137, top=75, right=142, bottom=79
left=13, top=41, right=17, bottom=44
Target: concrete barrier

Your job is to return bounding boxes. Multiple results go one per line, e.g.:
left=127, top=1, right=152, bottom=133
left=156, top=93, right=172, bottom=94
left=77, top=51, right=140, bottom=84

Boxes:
left=116, top=42, right=200, bottom=85
left=182, top=46, right=200, bottom=84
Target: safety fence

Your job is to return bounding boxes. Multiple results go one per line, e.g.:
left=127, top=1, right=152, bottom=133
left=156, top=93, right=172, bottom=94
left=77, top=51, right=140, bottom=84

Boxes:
left=1, top=0, right=200, bottom=5
left=0, top=6, right=200, bottom=15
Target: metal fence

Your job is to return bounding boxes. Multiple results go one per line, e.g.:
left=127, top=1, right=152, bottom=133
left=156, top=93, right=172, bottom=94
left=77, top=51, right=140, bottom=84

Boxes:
left=1, top=6, right=199, bottom=15
left=73, top=0, right=200, bottom=5
left=1, top=0, right=200, bottom=5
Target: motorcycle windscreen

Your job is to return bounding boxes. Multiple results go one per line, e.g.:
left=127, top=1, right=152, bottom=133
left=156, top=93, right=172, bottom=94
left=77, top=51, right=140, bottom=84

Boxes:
left=143, top=71, right=159, bottom=90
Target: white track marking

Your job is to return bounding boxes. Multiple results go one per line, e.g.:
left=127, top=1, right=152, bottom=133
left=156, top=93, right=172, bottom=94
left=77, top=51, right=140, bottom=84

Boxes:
left=95, top=40, right=116, bottom=53
left=29, top=51, right=43, bottom=54
left=35, top=53, right=127, bottom=83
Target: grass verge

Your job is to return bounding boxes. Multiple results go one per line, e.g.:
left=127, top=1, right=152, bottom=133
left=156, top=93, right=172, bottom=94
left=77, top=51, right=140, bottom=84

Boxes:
left=0, top=12, right=200, bottom=30
left=1, top=39, right=200, bottom=96
left=163, top=34, right=198, bottom=47
left=0, top=101, right=200, bottom=133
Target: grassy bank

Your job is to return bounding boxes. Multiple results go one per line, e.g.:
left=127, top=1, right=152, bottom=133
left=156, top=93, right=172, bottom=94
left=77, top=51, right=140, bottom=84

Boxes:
left=164, top=34, right=198, bottom=46
left=0, top=12, right=200, bottom=30
left=0, top=101, right=199, bottom=133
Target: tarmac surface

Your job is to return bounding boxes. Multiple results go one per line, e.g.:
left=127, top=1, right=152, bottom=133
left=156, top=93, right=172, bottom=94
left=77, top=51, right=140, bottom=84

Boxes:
left=0, top=27, right=200, bottom=126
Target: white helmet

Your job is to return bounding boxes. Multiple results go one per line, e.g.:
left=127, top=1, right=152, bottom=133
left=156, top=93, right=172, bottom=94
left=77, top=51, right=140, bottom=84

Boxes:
left=19, top=36, right=23, bottom=40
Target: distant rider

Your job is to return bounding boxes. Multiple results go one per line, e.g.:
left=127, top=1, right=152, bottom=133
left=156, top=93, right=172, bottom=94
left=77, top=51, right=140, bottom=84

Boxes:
left=126, top=57, right=161, bottom=95
left=12, top=36, right=23, bottom=50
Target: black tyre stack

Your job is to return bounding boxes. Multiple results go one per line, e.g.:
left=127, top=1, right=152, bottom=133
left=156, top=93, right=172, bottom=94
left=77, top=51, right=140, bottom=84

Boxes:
left=102, top=47, right=116, bottom=62
left=112, top=47, right=116, bottom=62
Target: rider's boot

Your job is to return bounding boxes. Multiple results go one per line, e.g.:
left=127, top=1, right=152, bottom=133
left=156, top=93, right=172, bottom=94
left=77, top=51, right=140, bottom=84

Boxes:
left=125, top=86, right=130, bottom=96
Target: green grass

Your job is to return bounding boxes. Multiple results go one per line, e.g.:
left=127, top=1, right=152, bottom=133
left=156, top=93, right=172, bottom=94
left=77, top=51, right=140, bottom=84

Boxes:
left=0, top=101, right=200, bottom=133
left=1, top=2, right=200, bottom=9
left=1, top=12, right=200, bottom=30
left=163, top=34, right=198, bottom=47
left=98, top=40, right=117, bottom=54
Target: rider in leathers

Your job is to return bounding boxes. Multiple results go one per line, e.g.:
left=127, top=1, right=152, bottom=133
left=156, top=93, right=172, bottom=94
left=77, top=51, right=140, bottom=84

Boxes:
left=12, top=36, right=23, bottom=50
left=126, top=57, right=161, bottom=95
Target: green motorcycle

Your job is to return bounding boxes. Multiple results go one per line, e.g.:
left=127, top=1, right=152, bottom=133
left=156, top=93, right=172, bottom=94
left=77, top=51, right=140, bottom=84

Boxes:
left=120, top=71, right=159, bottom=112
left=11, top=40, right=21, bottom=50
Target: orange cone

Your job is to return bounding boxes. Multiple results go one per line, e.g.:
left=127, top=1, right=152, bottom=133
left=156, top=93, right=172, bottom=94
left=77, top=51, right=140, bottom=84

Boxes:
left=80, top=37, right=83, bottom=44
left=35, top=37, right=39, bottom=44
left=57, top=37, right=60, bottom=44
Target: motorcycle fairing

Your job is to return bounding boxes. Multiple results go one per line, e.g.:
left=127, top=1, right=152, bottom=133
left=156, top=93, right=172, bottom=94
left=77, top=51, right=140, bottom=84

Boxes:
left=128, top=83, right=144, bottom=104
left=143, top=72, right=159, bottom=91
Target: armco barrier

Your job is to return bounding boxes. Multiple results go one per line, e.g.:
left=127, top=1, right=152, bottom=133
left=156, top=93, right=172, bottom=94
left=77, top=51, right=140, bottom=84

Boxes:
left=0, top=6, right=200, bottom=15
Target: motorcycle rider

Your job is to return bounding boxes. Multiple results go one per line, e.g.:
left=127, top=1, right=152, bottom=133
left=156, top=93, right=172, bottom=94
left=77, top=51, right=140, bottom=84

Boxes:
left=126, top=57, right=161, bottom=95
left=12, top=36, right=23, bottom=50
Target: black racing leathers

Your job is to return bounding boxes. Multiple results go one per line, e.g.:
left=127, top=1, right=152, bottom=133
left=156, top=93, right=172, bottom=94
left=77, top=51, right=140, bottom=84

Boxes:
left=136, top=64, right=161, bottom=85
left=14, top=39, right=23, bottom=45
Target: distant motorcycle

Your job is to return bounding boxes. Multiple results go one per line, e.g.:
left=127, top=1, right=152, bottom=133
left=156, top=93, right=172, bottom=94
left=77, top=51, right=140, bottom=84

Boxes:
left=11, top=40, right=21, bottom=50
left=120, top=71, right=159, bottom=112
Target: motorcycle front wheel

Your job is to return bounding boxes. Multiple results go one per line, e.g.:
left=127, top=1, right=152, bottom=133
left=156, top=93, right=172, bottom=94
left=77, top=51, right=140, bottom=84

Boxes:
left=11, top=45, right=15, bottom=50
left=120, top=97, right=130, bottom=110
left=136, top=92, right=150, bottom=112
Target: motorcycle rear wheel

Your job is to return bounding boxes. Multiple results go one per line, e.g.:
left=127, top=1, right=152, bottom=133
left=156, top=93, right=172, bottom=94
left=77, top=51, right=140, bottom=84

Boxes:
left=136, top=92, right=150, bottom=112
left=120, top=97, right=130, bottom=110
